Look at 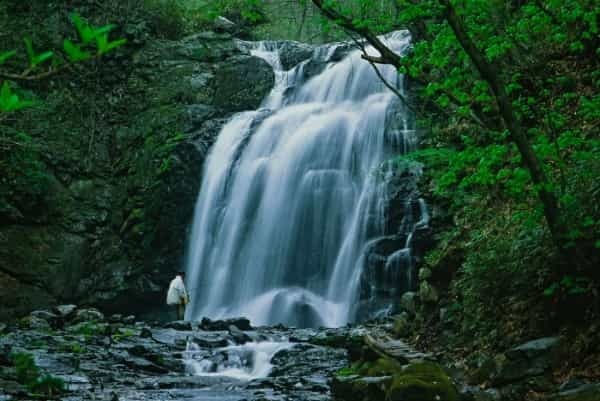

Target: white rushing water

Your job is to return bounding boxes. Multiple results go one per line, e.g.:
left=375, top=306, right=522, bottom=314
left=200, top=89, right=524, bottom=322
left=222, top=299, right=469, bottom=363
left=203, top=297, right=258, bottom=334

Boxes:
left=185, top=31, right=415, bottom=327
left=184, top=340, right=292, bottom=380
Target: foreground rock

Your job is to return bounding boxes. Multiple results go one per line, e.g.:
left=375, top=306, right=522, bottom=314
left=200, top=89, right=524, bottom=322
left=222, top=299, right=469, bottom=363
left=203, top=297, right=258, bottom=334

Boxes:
left=0, top=311, right=351, bottom=401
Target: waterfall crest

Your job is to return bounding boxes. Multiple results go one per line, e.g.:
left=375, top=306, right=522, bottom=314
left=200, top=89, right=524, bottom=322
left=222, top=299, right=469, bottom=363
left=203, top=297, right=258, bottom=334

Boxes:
left=185, top=31, right=421, bottom=327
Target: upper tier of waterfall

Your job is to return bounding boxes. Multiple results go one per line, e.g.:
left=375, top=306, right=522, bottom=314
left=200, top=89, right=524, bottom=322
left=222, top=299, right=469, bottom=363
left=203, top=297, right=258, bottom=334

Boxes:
left=184, top=31, right=426, bottom=328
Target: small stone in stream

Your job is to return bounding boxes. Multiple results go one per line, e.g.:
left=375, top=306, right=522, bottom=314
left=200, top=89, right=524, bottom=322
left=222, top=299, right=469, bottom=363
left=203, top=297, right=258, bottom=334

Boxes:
left=140, top=327, right=153, bottom=338
left=73, top=308, right=105, bottom=323
left=199, top=317, right=252, bottom=331
left=228, top=324, right=252, bottom=344
left=165, top=320, right=192, bottom=330
left=400, top=292, right=417, bottom=314
left=54, top=304, right=77, bottom=318
left=113, top=350, right=169, bottom=374
left=192, top=332, right=229, bottom=348
left=123, top=315, right=136, bottom=324
left=109, top=314, right=123, bottom=323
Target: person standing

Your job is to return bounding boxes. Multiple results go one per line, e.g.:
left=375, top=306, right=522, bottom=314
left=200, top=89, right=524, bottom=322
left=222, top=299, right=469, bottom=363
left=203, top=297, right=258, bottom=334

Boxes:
left=167, top=271, right=189, bottom=320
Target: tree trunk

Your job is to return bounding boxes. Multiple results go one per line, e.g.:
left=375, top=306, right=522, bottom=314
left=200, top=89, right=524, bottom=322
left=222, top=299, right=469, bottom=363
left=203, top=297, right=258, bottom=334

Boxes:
left=438, top=0, right=564, bottom=245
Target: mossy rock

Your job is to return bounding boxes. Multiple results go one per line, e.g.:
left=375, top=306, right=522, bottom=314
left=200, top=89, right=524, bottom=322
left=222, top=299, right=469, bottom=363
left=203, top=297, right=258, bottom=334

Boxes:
left=387, top=362, right=459, bottom=401
left=331, top=374, right=391, bottom=401
left=356, top=358, right=403, bottom=377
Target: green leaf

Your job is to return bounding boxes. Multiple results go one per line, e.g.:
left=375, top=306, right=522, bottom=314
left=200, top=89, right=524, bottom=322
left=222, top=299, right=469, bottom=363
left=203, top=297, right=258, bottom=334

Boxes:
left=23, top=38, right=35, bottom=65
left=95, top=34, right=127, bottom=55
left=71, top=13, right=96, bottom=44
left=543, top=283, right=559, bottom=297
left=0, top=82, right=35, bottom=112
left=0, top=50, right=16, bottom=65
left=23, top=38, right=53, bottom=68
left=93, top=24, right=116, bottom=37
left=63, top=40, right=91, bottom=62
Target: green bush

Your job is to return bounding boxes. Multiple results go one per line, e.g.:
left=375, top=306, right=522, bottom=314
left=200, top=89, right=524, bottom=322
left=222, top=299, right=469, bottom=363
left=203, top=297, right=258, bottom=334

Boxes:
left=11, top=352, right=65, bottom=396
left=12, top=352, right=39, bottom=385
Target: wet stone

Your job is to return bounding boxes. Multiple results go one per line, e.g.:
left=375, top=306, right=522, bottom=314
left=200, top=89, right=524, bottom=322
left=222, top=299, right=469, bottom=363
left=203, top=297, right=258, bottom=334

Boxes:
left=200, top=317, right=252, bottom=331
left=54, top=304, right=77, bottom=318
left=164, top=320, right=192, bottom=331
left=73, top=308, right=105, bottom=323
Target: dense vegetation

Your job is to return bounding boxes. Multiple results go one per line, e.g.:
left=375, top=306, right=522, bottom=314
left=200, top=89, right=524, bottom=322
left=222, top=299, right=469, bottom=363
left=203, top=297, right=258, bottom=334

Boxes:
left=1, top=0, right=598, bottom=379
left=304, top=0, right=599, bottom=369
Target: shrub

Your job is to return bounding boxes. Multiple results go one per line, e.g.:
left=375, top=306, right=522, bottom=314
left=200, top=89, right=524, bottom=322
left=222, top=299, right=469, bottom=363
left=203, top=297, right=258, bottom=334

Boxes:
left=11, top=352, right=65, bottom=396
left=12, top=352, right=39, bottom=386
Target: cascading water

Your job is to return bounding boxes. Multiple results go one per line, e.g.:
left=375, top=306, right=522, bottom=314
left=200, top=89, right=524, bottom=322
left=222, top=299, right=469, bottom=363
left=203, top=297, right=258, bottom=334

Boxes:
left=185, top=31, right=424, bottom=328
left=184, top=340, right=292, bottom=380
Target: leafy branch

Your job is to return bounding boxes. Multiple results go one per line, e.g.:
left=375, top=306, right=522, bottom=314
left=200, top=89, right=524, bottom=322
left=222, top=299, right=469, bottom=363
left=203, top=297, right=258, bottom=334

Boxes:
left=0, top=13, right=126, bottom=112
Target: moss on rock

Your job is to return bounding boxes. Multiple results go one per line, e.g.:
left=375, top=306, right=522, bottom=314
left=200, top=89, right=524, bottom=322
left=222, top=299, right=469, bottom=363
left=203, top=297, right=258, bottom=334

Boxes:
left=387, top=362, right=459, bottom=401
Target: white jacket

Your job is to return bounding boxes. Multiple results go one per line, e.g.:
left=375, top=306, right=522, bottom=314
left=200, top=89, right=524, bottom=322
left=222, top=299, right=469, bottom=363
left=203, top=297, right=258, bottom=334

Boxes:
left=166, top=275, right=188, bottom=305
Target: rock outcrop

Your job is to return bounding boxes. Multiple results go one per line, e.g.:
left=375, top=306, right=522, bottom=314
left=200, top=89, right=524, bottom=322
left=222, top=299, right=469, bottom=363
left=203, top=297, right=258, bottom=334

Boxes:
left=0, top=31, right=274, bottom=320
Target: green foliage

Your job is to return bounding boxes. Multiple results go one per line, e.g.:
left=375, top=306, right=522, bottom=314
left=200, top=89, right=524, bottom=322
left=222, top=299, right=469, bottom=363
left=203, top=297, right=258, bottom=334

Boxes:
left=10, top=351, right=66, bottom=395
left=544, top=275, right=592, bottom=297
left=0, top=50, right=17, bottom=65
left=70, top=13, right=127, bottom=54
left=1, top=12, right=126, bottom=114
left=0, top=12, right=127, bottom=220
left=211, top=0, right=266, bottom=24
left=0, top=81, right=35, bottom=112
left=12, top=352, right=40, bottom=386
left=69, top=322, right=107, bottom=338
left=141, top=0, right=266, bottom=39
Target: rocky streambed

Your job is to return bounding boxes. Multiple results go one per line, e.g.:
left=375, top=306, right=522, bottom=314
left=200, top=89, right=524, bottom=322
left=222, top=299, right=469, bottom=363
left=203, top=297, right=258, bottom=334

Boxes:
left=2, top=306, right=599, bottom=401
left=0, top=306, right=354, bottom=401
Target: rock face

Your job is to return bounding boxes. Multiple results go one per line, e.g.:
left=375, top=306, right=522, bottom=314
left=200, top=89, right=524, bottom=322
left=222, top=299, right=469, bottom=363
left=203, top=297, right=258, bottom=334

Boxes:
left=356, top=159, right=431, bottom=319
left=0, top=31, right=274, bottom=320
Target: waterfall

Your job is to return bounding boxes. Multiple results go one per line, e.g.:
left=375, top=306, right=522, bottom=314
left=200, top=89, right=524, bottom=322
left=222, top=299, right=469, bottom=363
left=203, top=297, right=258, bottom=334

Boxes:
left=185, top=31, right=421, bottom=328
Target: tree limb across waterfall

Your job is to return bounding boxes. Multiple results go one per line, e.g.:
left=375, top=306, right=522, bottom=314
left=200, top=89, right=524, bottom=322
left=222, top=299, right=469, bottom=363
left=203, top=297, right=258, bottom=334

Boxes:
left=309, top=0, right=492, bottom=129
left=309, top=0, right=567, bottom=249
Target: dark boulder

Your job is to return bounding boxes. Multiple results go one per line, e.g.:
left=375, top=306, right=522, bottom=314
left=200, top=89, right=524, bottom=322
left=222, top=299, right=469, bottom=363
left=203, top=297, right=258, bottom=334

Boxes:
left=277, top=41, right=314, bottom=70
left=212, top=55, right=274, bottom=112
left=494, top=337, right=563, bottom=385
left=199, top=317, right=252, bottom=331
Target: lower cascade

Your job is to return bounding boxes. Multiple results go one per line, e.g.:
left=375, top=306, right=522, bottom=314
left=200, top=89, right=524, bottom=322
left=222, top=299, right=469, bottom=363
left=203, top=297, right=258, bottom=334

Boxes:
left=185, top=31, right=429, bottom=327
left=184, top=339, right=293, bottom=380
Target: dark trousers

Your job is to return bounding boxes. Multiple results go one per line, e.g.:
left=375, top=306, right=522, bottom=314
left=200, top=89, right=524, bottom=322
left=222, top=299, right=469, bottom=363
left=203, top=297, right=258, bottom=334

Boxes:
left=175, top=304, right=185, bottom=320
